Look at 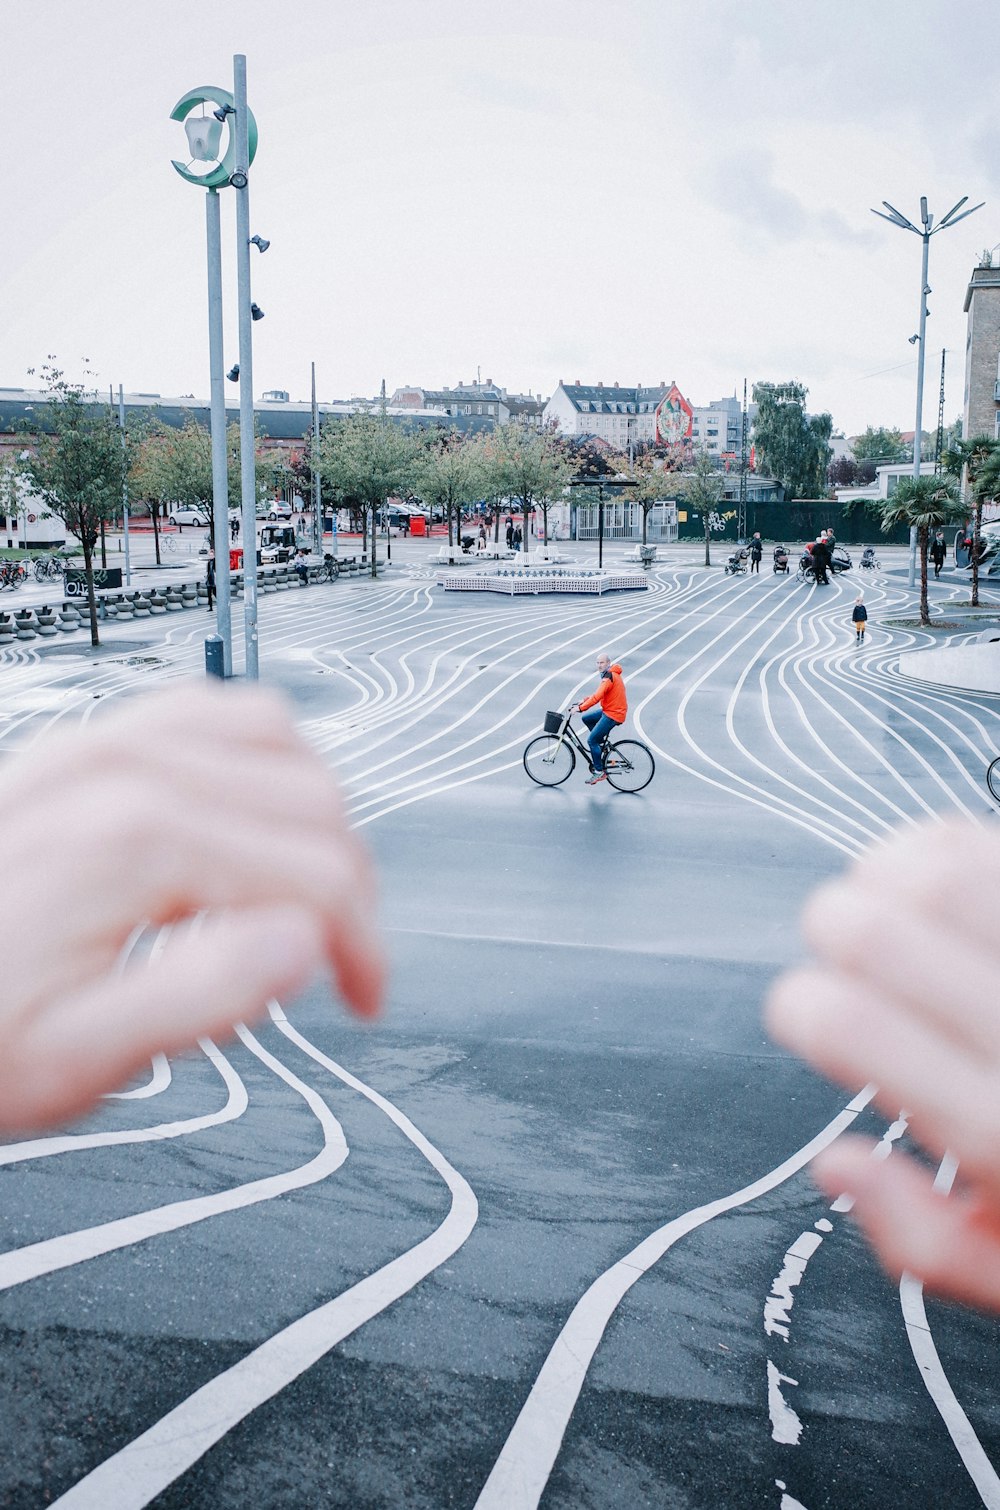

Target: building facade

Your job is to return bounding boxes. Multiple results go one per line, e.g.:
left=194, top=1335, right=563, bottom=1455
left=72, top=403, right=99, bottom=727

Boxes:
left=963, top=258, right=1000, bottom=442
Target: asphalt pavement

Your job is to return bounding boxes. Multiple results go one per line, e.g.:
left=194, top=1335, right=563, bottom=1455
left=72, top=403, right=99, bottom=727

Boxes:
left=0, top=545, right=997, bottom=1508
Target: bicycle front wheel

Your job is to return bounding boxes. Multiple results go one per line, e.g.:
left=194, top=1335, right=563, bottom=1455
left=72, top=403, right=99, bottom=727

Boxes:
left=987, top=756, right=1000, bottom=804
left=523, top=735, right=575, bottom=787
left=604, top=739, right=655, bottom=793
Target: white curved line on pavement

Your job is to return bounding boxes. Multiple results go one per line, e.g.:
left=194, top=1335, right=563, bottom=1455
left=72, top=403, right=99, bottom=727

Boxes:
left=0, top=1039, right=245, bottom=1167
left=102, top=1052, right=171, bottom=1101
left=472, top=1086, right=876, bottom=1510
left=50, top=1003, right=479, bottom=1510
left=900, top=1153, right=1000, bottom=1508
left=0, top=1024, right=346, bottom=1292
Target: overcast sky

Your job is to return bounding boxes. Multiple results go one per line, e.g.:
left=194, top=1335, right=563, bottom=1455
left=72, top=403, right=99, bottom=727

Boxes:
left=2, top=0, right=996, bottom=435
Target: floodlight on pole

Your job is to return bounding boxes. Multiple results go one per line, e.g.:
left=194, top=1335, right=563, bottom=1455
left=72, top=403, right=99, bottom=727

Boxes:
left=871, top=192, right=984, bottom=586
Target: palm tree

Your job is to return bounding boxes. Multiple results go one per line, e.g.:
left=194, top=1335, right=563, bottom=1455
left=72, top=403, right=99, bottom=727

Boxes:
left=941, top=433, right=1000, bottom=607
left=878, top=475, right=965, bottom=626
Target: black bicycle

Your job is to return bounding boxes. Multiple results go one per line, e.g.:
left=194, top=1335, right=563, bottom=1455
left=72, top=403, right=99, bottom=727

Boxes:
left=988, top=756, right=1000, bottom=805
left=523, top=710, right=655, bottom=792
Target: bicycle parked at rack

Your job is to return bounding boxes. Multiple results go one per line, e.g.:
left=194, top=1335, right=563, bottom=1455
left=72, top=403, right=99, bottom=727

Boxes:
left=987, top=756, right=1000, bottom=805
left=0, top=561, right=27, bottom=590
left=32, top=555, right=63, bottom=581
left=523, top=709, right=655, bottom=792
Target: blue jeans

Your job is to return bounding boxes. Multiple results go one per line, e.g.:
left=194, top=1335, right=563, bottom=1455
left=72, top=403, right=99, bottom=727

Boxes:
left=582, top=709, right=619, bottom=771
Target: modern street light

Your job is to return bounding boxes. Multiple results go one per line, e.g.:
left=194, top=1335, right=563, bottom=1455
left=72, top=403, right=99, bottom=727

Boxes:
left=569, top=476, right=638, bottom=568
left=170, top=65, right=259, bottom=677
left=872, top=194, right=984, bottom=586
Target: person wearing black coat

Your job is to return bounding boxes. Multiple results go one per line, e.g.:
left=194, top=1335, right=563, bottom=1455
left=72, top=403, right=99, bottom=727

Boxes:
left=810, top=536, right=831, bottom=584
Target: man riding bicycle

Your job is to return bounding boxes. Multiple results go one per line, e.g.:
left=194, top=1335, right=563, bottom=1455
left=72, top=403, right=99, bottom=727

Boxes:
left=571, top=653, right=627, bottom=785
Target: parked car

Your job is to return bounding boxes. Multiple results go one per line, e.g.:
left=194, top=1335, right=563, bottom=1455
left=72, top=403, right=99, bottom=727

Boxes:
left=265, top=500, right=294, bottom=521
left=168, top=506, right=210, bottom=528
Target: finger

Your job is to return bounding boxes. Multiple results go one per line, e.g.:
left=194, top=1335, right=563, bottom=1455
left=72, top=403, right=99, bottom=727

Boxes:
left=800, top=880, right=1000, bottom=1061
left=0, top=904, right=329, bottom=1132
left=804, top=821, right=1000, bottom=970
left=766, top=967, right=1000, bottom=1200
left=811, top=1139, right=1000, bottom=1313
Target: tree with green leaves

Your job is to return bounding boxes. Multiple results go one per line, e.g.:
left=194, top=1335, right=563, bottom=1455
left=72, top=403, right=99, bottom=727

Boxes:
left=483, top=421, right=570, bottom=558
left=413, top=429, right=483, bottom=548
left=851, top=425, right=909, bottom=464
left=22, top=366, right=128, bottom=647
left=131, top=417, right=277, bottom=565
left=316, top=411, right=417, bottom=577
left=752, top=382, right=833, bottom=499
left=876, top=474, right=965, bottom=626
left=678, top=446, right=725, bottom=567
left=942, top=433, right=1000, bottom=607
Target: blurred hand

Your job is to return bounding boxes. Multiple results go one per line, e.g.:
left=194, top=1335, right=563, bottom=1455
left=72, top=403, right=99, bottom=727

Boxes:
left=766, top=819, right=1000, bottom=1311
left=0, top=685, right=384, bottom=1131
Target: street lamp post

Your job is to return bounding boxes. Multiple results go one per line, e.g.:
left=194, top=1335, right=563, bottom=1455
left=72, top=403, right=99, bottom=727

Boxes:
left=568, top=476, right=638, bottom=567
left=872, top=194, right=983, bottom=587
left=170, top=77, right=258, bottom=675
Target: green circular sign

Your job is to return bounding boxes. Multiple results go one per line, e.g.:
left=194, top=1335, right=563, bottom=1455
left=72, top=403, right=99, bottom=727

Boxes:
left=170, top=85, right=258, bottom=190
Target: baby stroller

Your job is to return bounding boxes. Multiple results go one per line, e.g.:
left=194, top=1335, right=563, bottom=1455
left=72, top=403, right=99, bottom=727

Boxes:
left=772, top=544, right=790, bottom=574
left=724, top=546, right=748, bottom=576
left=859, top=546, right=880, bottom=571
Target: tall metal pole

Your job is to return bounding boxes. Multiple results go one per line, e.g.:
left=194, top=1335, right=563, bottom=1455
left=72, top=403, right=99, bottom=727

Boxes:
left=738, top=377, right=748, bottom=542
left=908, top=226, right=930, bottom=587
left=872, top=193, right=983, bottom=588
left=115, top=385, right=131, bottom=587
left=234, top=54, right=259, bottom=679
left=311, top=361, right=322, bottom=558
left=934, top=348, right=947, bottom=473
left=207, top=187, right=233, bottom=674
left=598, top=481, right=604, bottom=569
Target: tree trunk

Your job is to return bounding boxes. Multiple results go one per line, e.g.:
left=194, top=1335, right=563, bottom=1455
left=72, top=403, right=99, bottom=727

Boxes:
left=493, top=508, right=500, bottom=545
left=151, top=503, right=162, bottom=566
left=918, top=524, right=930, bottom=626
left=370, top=505, right=377, bottom=578
left=542, top=506, right=549, bottom=547
left=642, top=506, right=648, bottom=546
left=100, top=519, right=107, bottom=569
left=971, top=497, right=982, bottom=607
left=81, top=534, right=100, bottom=648
left=704, top=517, right=711, bottom=567
left=522, top=499, right=530, bottom=561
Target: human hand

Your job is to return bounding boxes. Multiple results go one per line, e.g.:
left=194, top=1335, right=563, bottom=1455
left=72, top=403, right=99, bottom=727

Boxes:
left=0, top=685, right=384, bottom=1131
left=766, top=820, right=1000, bottom=1311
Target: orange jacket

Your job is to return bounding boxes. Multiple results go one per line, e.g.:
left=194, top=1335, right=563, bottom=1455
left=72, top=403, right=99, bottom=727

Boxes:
left=579, top=663, right=627, bottom=723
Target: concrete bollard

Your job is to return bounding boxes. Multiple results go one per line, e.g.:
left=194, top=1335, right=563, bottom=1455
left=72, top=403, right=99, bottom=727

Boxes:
left=132, top=592, right=151, bottom=617
left=15, top=609, right=37, bottom=640
left=57, top=602, right=81, bottom=632
left=0, top=614, right=15, bottom=647
left=148, top=591, right=168, bottom=615
left=35, top=605, right=59, bottom=637
left=163, top=587, right=184, bottom=612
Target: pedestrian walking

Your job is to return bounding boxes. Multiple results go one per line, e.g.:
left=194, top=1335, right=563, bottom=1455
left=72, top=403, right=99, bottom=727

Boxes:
left=852, top=592, right=867, bottom=645
left=513, top=525, right=523, bottom=552
left=230, top=515, right=239, bottom=543
left=931, top=531, right=946, bottom=578
left=206, top=550, right=216, bottom=611
left=749, top=532, right=763, bottom=573
left=505, top=518, right=514, bottom=549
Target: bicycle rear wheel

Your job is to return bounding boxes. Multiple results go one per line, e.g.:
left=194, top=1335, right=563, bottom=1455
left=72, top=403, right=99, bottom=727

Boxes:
left=987, top=756, right=1000, bottom=804
left=523, top=735, right=575, bottom=787
left=604, top=739, right=655, bottom=792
